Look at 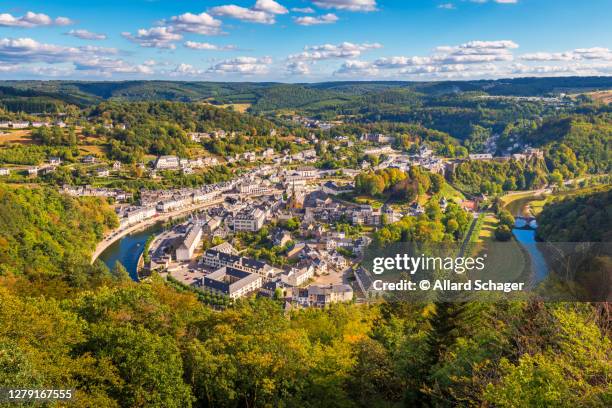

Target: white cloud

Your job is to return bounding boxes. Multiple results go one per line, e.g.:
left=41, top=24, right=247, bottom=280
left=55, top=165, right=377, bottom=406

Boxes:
left=166, top=12, right=223, bottom=35
left=210, top=1, right=287, bottom=24
left=0, top=11, right=73, bottom=28
left=521, top=47, right=612, bottom=62
left=0, top=37, right=116, bottom=64
left=289, top=42, right=382, bottom=61
left=438, top=3, right=456, bottom=9
left=286, top=61, right=311, bottom=75
left=312, top=0, right=377, bottom=12
left=184, top=41, right=237, bottom=51
left=207, top=56, right=272, bottom=74
left=74, top=58, right=154, bottom=75
left=65, top=29, right=107, bottom=40
left=122, top=27, right=182, bottom=49
left=434, top=40, right=518, bottom=64
left=292, top=7, right=315, bottom=13
left=334, top=60, right=379, bottom=76
left=373, top=56, right=434, bottom=68
left=169, top=63, right=204, bottom=77
left=253, top=0, right=289, bottom=15
left=294, top=13, right=339, bottom=25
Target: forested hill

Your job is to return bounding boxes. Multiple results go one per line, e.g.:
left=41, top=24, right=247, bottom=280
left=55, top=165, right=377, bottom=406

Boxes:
left=0, top=76, right=611, bottom=112
left=537, top=185, right=612, bottom=242
left=0, top=184, right=118, bottom=296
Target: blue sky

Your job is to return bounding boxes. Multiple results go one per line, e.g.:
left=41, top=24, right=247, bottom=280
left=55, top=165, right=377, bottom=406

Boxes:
left=0, top=0, right=611, bottom=81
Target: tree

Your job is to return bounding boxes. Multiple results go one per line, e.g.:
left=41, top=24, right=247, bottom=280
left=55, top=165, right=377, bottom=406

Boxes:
left=495, top=225, right=513, bottom=241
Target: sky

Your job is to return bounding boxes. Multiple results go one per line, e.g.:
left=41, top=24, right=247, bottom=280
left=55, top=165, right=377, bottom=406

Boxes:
left=0, top=0, right=611, bottom=82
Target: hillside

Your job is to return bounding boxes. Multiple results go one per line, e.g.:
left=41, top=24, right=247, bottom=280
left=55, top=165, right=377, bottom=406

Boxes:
left=0, top=77, right=610, bottom=112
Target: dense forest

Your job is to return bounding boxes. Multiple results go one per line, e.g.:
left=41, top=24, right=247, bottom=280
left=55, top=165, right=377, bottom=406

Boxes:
left=0, top=184, right=118, bottom=295
left=1, top=77, right=611, bottom=111
left=451, top=158, right=550, bottom=195
left=537, top=185, right=612, bottom=242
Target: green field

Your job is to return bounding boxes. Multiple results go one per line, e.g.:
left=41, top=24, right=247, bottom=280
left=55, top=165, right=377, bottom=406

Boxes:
left=471, top=213, right=529, bottom=283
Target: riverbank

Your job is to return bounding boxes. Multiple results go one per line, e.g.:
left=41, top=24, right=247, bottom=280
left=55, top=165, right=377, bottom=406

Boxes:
left=91, top=197, right=224, bottom=263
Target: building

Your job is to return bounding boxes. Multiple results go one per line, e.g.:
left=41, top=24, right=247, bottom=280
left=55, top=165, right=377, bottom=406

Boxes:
left=298, top=284, right=354, bottom=307
left=0, top=168, right=9, bottom=176
left=233, top=207, right=266, bottom=232
left=27, top=167, right=39, bottom=176
left=112, top=161, right=122, bottom=170
left=281, top=266, right=314, bottom=287
left=239, top=183, right=269, bottom=195
left=202, top=266, right=263, bottom=299
left=156, top=197, right=190, bottom=212
left=49, top=157, right=62, bottom=166
left=94, top=167, right=110, bottom=177
left=322, top=181, right=354, bottom=196
left=82, top=155, right=97, bottom=164
left=202, top=249, right=277, bottom=278
left=119, top=206, right=156, bottom=228
left=176, top=224, right=203, bottom=261
left=154, top=155, right=180, bottom=170
left=361, top=133, right=395, bottom=144
left=295, top=166, right=317, bottom=179
left=468, top=153, right=493, bottom=161
left=11, top=121, right=29, bottom=129
left=272, top=230, right=292, bottom=247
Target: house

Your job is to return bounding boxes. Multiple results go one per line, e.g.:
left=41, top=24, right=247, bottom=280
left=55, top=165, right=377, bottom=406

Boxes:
left=281, top=265, right=314, bottom=287
left=295, top=166, right=317, bottom=179
left=202, top=266, right=263, bottom=299
left=176, top=224, right=203, bottom=261
left=11, top=121, right=29, bottom=129
left=0, top=168, right=9, bottom=176
left=322, top=181, right=354, bottom=196
left=49, top=157, right=62, bottom=166
left=27, top=167, right=39, bottom=176
left=82, top=155, right=97, bottom=164
left=381, top=204, right=398, bottom=224
left=418, top=145, right=433, bottom=158
left=94, top=167, right=110, bottom=177
left=524, top=147, right=544, bottom=159
left=202, top=249, right=277, bottom=278
left=409, top=202, right=425, bottom=216
left=351, top=205, right=381, bottom=226
left=233, top=207, right=266, bottom=232
left=272, top=230, right=292, bottom=247
left=439, top=197, right=448, bottom=211
left=299, top=284, right=353, bottom=307
left=468, top=153, right=493, bottom=161
left=120, top=206, right=156, bottom=228
left=154, top=155, right=180, bottom=170
left=112, top=161, right=122, bottom=170
left=361, top=133, right=395, bottom=144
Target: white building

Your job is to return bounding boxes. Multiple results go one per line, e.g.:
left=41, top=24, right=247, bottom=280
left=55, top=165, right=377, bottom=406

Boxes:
left=281, top=266, right=314, bottom=287
left=202, top=266, right=263, bottom=299
left=176, top=224, right=203, bottom=261
left=233, top=207, right=266, bottom=232
left=154, top=155, right=180, bottom=170
left=0, top=168, right=9, bottom=176
left=120, top=206, right=156, bottom=228
left=468, top=153, right=493, bottom=161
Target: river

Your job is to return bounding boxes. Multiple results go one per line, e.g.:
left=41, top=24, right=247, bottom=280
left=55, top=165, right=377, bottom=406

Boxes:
left=512, top=225, right=548, bottom=283
left=98, top=223, right=163, bottom=281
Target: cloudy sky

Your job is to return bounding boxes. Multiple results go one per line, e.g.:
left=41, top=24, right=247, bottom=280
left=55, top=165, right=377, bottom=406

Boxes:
left=0, top=0, right=611, bottom=81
